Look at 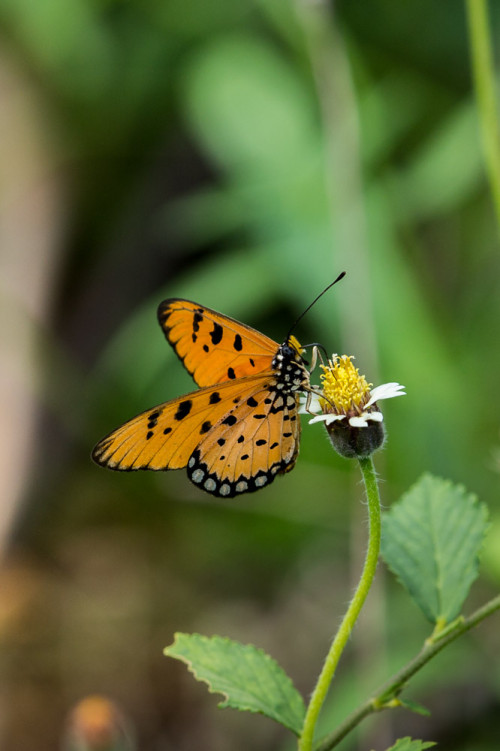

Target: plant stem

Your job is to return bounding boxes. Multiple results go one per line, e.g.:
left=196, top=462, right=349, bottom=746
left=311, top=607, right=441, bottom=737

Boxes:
left=465, top=0, right=500, bottom=232
left=314, top=593, right=500, bottom=751
left=298, top=456, right=381, bottom=751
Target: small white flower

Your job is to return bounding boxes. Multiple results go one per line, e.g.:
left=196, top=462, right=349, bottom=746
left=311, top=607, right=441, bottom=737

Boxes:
left=303, top=358, right=404, bottom=428
left=302, top=354, right=405, bottom=458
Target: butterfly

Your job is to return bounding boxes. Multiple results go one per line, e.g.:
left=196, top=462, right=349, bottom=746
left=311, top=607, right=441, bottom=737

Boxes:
left=92, top=274, right=345, bottom=497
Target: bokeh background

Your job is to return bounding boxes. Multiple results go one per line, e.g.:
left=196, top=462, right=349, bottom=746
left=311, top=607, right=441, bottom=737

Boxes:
left=1, top=1, right=500, bottom=749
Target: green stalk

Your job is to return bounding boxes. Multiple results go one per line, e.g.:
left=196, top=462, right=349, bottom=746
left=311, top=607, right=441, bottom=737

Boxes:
left=298, top=457, right=381, bottom=751
left=465, top=0, right=500, bottom=231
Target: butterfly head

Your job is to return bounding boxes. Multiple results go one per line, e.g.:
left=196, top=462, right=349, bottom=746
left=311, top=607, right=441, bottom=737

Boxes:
left=271, top=335, right=309, bottom=392
left=286, top=335, right=304, bottom=357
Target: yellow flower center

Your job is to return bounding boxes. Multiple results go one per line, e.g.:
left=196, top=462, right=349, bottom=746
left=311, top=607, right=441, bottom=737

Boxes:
left=320, top=355, right=372, bottom=414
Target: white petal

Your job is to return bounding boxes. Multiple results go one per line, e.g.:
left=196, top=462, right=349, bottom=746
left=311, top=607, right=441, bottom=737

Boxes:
left=367, top=411, right=383, bottom=422
left=299, top=392, right=323, bottom=414
left=349, top=416, right=369, bottom=427
left=308, top=413, right=346, bottom=425
left=366, top=382, right=406, bottom=407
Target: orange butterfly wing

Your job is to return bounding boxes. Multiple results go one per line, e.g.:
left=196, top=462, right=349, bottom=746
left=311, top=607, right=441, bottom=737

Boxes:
left=92, top=374, right=301, bottom=496
left=157, top=299, right=278, bottom=387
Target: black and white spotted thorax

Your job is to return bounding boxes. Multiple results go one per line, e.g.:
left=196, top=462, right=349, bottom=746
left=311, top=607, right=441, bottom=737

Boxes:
left=271, top=335, right=309, bottom=392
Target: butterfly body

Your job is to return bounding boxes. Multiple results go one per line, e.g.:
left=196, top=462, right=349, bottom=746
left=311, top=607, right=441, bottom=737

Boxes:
left=92, top=299, right=311, bottom=497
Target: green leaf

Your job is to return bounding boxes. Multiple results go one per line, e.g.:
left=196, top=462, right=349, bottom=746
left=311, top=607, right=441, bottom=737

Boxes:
left=384, top=738, right=436, bottom=751
left=164, top=633, right=305, bottom=735
left=381, top=474, right=488, bottom=623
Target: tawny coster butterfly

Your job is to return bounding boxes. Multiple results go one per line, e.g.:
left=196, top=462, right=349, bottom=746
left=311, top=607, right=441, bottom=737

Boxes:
left=92, top=273, right=345, bottom=497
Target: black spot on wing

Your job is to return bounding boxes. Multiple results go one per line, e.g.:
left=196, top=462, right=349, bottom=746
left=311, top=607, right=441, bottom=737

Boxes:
left=175, top=400, right=192, bottom=420
left=227, top=367, right=236, bottom=379
left=209, top=391, right=221, bottom=404
left=148, top=409, right=162, bottom=429
left=193, top=310, right=203, bottom=332
left=210, top=322, right=223, bottom=345
left=246, top=396, right=258, bottom=407
left=200, top=421, right=212, bottom=434
left=233, top=333, right=243, bottom=351
left=222, top=414, right=237, bottom=426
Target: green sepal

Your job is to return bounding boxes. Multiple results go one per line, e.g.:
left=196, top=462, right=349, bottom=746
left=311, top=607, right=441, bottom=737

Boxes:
left=398, top=698, right=431, bottom=717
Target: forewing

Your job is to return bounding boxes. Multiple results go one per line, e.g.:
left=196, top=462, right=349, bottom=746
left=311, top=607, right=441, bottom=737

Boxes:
left=187, top=383, right=301, bottom=497
left=92, top=376, right=272, bottom=472
left=158, top=299, right=278, bottom=387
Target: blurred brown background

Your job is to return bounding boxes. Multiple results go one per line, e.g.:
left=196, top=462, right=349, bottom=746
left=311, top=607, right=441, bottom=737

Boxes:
left=1, top=1, right=499, bottom=749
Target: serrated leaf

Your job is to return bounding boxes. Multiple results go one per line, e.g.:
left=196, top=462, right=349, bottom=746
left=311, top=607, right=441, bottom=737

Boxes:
left=385, top=738, right=436, bottom=751
left=381, top=474, right=488, bottom=623
left=164, top=633, right=305, bottom=735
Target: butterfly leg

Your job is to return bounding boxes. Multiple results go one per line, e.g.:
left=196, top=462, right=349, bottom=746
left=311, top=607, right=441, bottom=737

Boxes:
left=302, top=386, right=323, bottom=415
left=309, top=345, right=324, bottom=373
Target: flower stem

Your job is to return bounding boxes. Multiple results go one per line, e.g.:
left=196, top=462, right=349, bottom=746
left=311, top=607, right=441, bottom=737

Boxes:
left=298, top=456, right=381, bottom=751
left=465, top=0, right=500, bottom=232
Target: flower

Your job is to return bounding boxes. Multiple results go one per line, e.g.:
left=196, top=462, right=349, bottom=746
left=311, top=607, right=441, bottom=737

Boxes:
left=303, top=355, right=405, bottom=458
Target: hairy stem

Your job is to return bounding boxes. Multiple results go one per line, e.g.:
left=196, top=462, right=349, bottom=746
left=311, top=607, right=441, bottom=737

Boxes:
left=315, top=593, right=500, bottom=751
left=298, top=457, right=381, bottom=751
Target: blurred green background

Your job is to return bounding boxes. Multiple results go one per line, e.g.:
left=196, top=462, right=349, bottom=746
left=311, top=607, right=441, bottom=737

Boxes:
left=1, top=0, right=499, bottom=749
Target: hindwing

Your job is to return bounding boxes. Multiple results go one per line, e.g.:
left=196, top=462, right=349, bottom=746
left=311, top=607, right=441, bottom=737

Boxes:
left=92, top=373, right=301, bottom=497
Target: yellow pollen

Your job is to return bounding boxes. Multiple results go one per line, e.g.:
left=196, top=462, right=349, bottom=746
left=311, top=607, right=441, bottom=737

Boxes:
left=320, top=355, right=372, bottom=414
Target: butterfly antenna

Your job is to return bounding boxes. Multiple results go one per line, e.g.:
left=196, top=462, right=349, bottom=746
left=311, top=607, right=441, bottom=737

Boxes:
left=285, top=271, right=346, bottom=341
